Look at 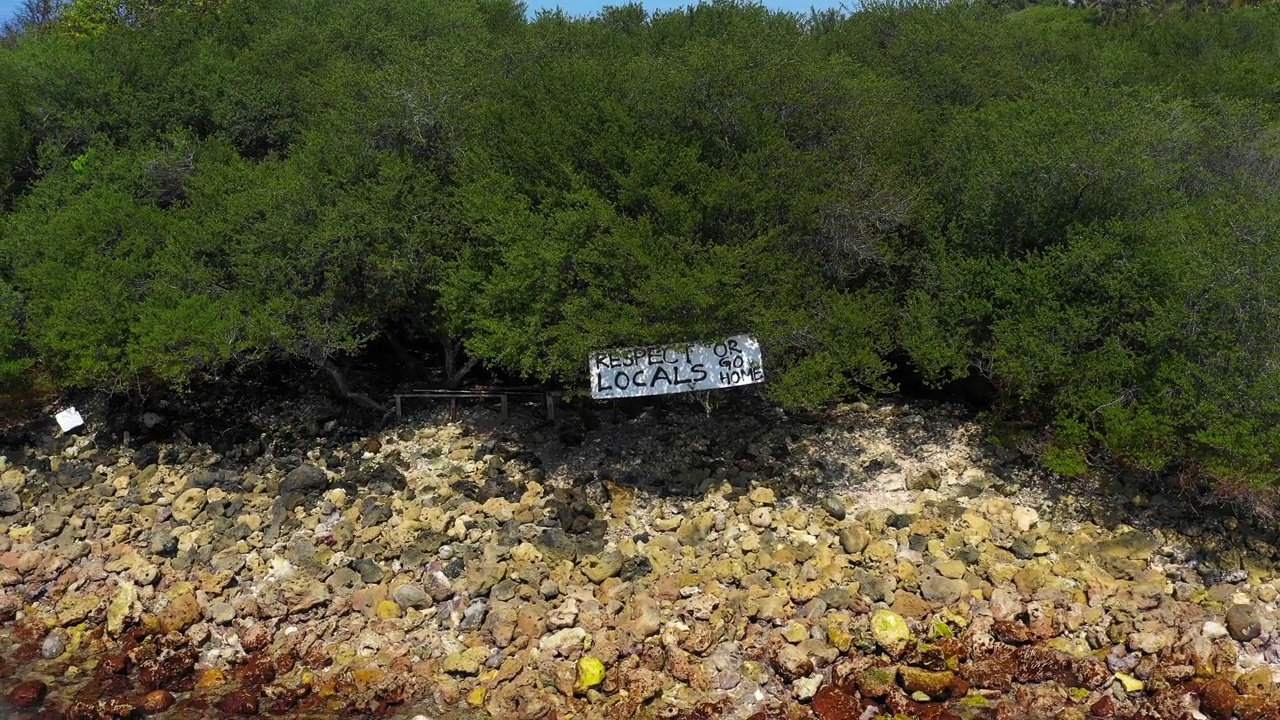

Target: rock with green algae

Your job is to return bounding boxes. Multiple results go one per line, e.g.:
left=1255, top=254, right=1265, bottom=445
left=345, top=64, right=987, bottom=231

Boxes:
left=899, top=666, right=955, bottom=698
left=871, top=609, right=912, bottom=653
left=854, top=666, right=898, bottom=698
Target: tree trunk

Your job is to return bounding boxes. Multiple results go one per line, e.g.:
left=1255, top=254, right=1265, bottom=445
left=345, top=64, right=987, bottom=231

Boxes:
left=321, top=358, right=386, bottom=413
left=440, top=338, right=479, bottom=389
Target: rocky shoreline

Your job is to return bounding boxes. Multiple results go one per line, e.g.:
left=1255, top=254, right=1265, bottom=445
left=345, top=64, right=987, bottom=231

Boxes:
left=1, top=397, right=1279, bottom=719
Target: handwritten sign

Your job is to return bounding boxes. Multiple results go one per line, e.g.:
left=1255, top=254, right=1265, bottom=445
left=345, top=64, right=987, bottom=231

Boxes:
left=589, top=334, right=765, bottom=399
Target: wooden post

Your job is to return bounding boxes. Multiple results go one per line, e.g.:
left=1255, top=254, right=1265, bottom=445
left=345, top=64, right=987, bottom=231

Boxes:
left=545, top=393, right=555, bottom=420
left=500, top=394, right=509, bottom=421
left=450, top=398, right=457, bottom=422
left=395, top=395, right=403, bottom=421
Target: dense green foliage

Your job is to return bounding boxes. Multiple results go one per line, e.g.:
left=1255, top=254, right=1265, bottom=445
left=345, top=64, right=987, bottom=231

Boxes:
left=1, top=0, right=1278, bottom=485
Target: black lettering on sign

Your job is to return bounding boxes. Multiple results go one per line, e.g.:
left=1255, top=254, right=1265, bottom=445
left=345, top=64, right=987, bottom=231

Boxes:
left=713, top=342, right=729, bottom=358
left=648, top=346, right=664, bottom=365
left=614, top=371, right=630, bottom=389
left=652, top=366, right=672, bottom=387
left=594, top=353, right=610, bottom=370
left=596, top=373, right=612, bottom=392
left=750, top=366, right=765, bottom=381
left=671, top=366, right=692, bottom=386
left=691, top=363, right=708, bottom=383
left=727, top=337, right=741, bottom=354
left=632, top=369, right=647, bottom=387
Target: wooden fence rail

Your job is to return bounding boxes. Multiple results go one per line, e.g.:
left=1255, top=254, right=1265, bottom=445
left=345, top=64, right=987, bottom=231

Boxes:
left=393, top=389, right=561, bottom=422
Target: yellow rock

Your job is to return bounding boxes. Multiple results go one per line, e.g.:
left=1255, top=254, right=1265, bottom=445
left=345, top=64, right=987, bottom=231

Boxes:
left=574, top=656, right=606, bottom=693
left=466, top=686, right=486, bottom=707
left=1114, top=672, right=1144, bottom=692
left=353, top=667, right=383, bottom=687
left=782, top=623, right=808, bottom=643
left=375, top=600, right=402, bottom=620
left=195, top=668, right=226, bottom=690
left=870, top=609, right=912, bottom=652
left=827, top=625, right=853, bottom=652
left=106, top=582, right=137, bottom=637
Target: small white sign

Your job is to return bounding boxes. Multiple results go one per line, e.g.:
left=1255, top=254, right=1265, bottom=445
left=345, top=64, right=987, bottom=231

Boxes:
left=589, top=334, right=765, bottom=400
left=55, top=407, right=84, bottom=433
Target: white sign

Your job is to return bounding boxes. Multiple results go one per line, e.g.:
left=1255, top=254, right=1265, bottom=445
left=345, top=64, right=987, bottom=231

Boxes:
left=55, top=407, right=84, bottom=433
left=589, top=334, right=765, bottom=400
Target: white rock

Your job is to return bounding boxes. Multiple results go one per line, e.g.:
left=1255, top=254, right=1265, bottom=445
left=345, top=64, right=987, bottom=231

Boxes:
left=1012, top=506, right=1039, bottom=533
left=793, top=674, right=823, bottom=701
left=1202, top=621, right=1229, bottom=639
left=547, top=598, right=578, bottom=629
left=539, top=627, right=588, bottom=655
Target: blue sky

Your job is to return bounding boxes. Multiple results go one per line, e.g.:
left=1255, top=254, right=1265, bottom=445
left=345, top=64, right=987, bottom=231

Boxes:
left=0, top=1, right=851, bottom=24
left=0, top=0, right=21, bottom=23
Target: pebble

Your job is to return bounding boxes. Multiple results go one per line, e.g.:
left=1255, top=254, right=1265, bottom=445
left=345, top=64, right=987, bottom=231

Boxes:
left=1199, top=678, right=1238, bottom=720
left=838, top=525, right=870, bottom=554
left=1225, top=603, right=1261, bottom=642
left=172, top=487, right=207, bottom=522
left=539, top=579, right=559, bottom=599
left=749, top=507, right=772, bottom=528
left=390, top=583, right=430, bottom=609
left=820, top=496, right=846, bottom=520
left=460, top=599, right=488, bottom=630
left=793, top=674, right=822, bottom=700
left=148, top=530, right=178, bottom=557
left=0, top=487, right=20, bottom=515
left=36, top=512, right=65, bottom=538
left=140, top=690, right=176, bottom=713
left=215, top=690, right=258, bottom=716
left=280, top=464, right=328, bottom=495
left=870, top=609, right=911, bottom=653
left=7, top=680, right=47, bottom=709
left=40, top=631, right=66, bottom=659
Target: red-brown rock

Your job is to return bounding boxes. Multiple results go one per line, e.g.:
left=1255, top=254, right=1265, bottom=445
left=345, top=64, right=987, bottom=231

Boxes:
left=138, top=648, right=198, bottom=691
left=216, top=690, right=259, bottom=716
left=240, top=624, right=273, bottom=653
left=230, top=656, right=278, bottom=688
left=811, top=684, right=862, bottom=720
left=92, top=697, right=138, bottom=718
left=1088, top=694, right=1116, bottom=718
left=7, top=679, right=48, bottom=709
left=98, top=654, right=129, bottom=676
left=1237, top=693, right=1280, bottom=720
left=1200, top=679, right=1239, bottom=720
left=140, top=689, right=176, bottom=713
